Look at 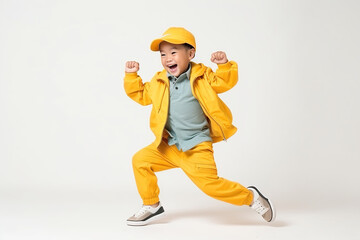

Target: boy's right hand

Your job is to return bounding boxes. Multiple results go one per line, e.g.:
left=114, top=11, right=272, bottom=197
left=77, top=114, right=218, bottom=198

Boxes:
left=125, top=61, right=140, bottom=73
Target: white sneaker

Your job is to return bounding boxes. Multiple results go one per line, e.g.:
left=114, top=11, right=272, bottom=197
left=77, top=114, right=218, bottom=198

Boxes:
left=248, top=186, right=276, bottom=222
left=126, top=203, right=165, bottom=226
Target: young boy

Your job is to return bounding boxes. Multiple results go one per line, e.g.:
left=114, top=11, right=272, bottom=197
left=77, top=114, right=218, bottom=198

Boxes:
left=124, top=27, right=275, bottom=226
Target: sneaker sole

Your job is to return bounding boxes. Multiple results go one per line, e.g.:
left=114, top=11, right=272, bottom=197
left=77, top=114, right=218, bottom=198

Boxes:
left=248, top=186, right=276, bottom=222
left=126, top=207, right=165, bottom=226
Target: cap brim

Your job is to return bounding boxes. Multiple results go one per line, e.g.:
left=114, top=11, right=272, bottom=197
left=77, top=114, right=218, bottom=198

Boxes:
left=150, top=37, right=186, bottom=51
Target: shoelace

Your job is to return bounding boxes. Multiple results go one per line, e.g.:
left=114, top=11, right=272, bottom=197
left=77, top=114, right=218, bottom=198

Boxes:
left=134, top=206, right=152, bottom=218
left=251, top=200, right=269, bottom=215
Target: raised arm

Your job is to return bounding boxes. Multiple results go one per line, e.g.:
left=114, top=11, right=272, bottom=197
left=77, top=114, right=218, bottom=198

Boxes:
left=124, top=61, right=152, bottom=106
left=206, top=51, right=238, bottom=93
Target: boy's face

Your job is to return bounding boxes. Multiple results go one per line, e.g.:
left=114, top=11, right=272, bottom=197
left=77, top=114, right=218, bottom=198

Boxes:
left=159, top=41, right=195, bottom=77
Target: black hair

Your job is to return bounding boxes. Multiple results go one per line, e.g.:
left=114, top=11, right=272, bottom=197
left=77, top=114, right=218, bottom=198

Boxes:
left=183, top=43, right=195, bottom=50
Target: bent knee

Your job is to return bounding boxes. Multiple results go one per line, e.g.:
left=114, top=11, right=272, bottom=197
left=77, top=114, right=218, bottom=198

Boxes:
left=132, top=149, right=148, bottom=169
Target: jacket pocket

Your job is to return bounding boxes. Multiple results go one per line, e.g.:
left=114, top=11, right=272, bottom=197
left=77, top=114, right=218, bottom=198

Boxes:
left=196, top=164, right=218, bottom=176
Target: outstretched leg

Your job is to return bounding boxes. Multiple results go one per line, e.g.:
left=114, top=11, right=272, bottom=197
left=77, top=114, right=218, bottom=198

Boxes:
left=180, top=141, right=253, bottom=206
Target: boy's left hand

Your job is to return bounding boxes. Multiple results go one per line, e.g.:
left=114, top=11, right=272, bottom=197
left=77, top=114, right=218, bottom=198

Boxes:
left=211, top=51, right=228, bottom=64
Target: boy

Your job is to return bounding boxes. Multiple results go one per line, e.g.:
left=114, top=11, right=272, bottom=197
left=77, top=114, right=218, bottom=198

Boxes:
left=124, top=27, right=275, bottom=226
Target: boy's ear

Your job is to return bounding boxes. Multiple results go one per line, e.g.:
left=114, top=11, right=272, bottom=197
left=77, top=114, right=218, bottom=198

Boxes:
left=188, top=48, right=196, bottom=60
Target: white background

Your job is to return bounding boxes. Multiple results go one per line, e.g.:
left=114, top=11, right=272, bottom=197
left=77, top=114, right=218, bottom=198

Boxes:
left=1, top=0, right=359, bottom=239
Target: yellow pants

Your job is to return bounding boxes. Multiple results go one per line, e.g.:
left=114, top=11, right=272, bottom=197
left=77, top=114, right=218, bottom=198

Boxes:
left=132, top=139, right=253, bottom=206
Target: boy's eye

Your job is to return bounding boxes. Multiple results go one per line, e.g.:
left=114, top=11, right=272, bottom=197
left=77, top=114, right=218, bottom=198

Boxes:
left=161, top=53, right=165, bottom=57
left=171, top=52, right=176, bottom=55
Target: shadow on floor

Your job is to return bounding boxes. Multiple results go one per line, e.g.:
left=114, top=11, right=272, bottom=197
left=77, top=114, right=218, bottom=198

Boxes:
left=153, top=206, right=289, bottom=227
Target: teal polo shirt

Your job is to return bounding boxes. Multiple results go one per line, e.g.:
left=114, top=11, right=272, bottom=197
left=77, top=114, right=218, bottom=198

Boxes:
left=165, top=65, right=212, bottom=151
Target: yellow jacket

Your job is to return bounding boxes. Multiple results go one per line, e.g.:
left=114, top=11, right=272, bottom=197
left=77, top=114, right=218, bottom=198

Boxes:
left=124, top=61, right=238, bottom=148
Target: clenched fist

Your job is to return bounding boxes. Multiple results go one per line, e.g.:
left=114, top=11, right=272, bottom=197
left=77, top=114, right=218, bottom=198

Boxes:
left=210, top=51, right=228, bottom=64
left=125, top=61, right=140, bottom=73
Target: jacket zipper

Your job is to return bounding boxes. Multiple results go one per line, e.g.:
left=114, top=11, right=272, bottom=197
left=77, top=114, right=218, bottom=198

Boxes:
left=159, top=85, right=169, bottom=141
left=197, top=98, right=227, bottom=142
left=191, top=76, right=227, bottom=141
left=158, top=86, right=166, bottom=113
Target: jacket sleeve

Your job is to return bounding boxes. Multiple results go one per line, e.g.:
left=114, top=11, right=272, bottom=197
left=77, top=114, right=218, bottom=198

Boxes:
left=123, top=72, right=152, bottom=106
left=205, top=61, right=238, bottom=93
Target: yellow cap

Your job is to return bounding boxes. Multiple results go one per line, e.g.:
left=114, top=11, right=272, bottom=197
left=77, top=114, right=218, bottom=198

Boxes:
left=150, top=27, right=196, bottom=51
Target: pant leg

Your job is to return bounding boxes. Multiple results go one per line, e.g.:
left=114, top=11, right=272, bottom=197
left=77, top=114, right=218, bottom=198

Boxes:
left=132, top=141, right=179, bottom=205
left=180, top=142, right=253, bottom=206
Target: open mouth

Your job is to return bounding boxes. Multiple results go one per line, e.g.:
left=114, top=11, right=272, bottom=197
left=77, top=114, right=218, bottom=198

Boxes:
left=168, top=64, right=178, bottom=70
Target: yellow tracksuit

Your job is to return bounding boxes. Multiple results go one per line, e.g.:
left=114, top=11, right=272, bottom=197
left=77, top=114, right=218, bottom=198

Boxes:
left=124, top=61, right=253, bottom=206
